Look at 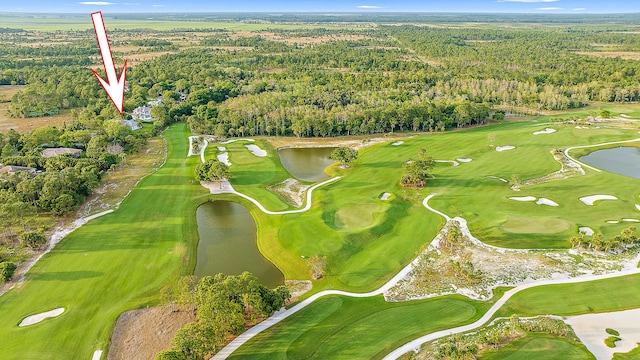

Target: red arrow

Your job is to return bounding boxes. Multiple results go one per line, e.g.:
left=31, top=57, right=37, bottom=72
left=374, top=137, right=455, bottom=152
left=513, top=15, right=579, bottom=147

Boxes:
left=90, top=11, right=126, bottom=115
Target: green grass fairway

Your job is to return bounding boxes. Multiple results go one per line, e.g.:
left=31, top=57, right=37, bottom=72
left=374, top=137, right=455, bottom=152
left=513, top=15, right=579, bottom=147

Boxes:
left=496, top=274, right=640, bottom=318
left=0, top=124, right=208, bottom=359
left=480, top=334, right=594, bottom=360
left=501, top=216, right=571, bottom=234
left=230, top=294, right=497, bottom=360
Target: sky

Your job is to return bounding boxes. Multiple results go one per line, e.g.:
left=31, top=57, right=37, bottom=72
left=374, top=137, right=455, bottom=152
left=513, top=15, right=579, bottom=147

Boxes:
left=1, top=0, right=639, bottom=13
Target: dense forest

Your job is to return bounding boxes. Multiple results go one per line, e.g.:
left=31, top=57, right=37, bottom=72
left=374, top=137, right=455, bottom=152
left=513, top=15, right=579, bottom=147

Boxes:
left=3, top=21, right=640, bottom=137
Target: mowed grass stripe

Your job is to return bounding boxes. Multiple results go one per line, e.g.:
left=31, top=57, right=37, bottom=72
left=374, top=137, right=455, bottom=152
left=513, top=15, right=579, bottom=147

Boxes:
left=0, top=124, right=208, bottom=359
left=230, top=294, right=496, bottom=360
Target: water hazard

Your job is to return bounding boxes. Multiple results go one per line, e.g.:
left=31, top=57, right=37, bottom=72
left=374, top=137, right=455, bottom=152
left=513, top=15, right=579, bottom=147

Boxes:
left=194, top=201, right=284, bottom=288
left=278, top=147, right=336, bottom=182
left=580, top=147, right=640, bottom=179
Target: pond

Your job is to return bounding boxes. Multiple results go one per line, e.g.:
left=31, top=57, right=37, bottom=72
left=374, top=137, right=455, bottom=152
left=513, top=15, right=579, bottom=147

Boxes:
left=194, top=201, right=284, bottom=288
left=278, top=147, right=336, bottom=182
left=580, top=147, right=640, bottom=179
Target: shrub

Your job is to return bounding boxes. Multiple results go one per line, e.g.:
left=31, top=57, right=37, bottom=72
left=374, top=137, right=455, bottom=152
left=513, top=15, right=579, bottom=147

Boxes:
left=19, top=231, right=47, bottom=248
left=0, top=262, right=17, bottom=283
left=605, top=336, right=621, bottom=348
left=606, top=328, right=620, bottom=336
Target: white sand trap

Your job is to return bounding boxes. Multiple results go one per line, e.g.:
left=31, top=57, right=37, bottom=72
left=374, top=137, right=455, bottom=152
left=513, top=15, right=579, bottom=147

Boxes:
left=579, top=227, right=594, bottom=236
left=580, top=195, right=618, bottom=206
left=575, top=126, right=590, bottom=129
left=435, top=160, right=459, bottom=167
left=380, top=192, right=391, bottom=200
left=635, top=204, right=640, bottom=211
left=623, top=219, right=640, bottom=223
left=245, top=144, right=267, bottom=157
left=536, top=198, right=559, bottom=207
left=92, top=350, right=103, bottom=360
left=456, top=158, right=472, bottom=163
left=217, top=146, right=226, bottom=151
left=607, top=220, right=620, bottom=224
left=565, top=308, right=640, bottom=360
left=219, top=138, right=255, bottom=144
left=533, top=128, right=557, bottom=135
left=391, top=141, right=404, bottom=146
left=509, top=196, right=537, bottom=202
left=487, top=176, right=508, bottom=183
left=621, top=114, right=630, bottom=118
left=217, top=152, right=231, bottom=166
left=19, top=308, right=64, bottom=326
left=496, top=145, right=516, bottom=152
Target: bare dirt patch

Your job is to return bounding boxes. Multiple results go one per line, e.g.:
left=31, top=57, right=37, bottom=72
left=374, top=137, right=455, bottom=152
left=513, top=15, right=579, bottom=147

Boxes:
left=575, top=51, right=640, bottom=60
left=107, top=307, right=195, bottom=360
left=267, top=178, right=309, bottom=207
left=0, top=85, right=24, bottom=101
left=0, top=109, right=74, bottom=133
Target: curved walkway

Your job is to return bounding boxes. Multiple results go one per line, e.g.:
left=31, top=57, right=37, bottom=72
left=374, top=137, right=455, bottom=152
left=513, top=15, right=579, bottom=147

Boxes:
left=383, top=267, right=640, bottom=359
left=564, top=137, right=640, bottom=173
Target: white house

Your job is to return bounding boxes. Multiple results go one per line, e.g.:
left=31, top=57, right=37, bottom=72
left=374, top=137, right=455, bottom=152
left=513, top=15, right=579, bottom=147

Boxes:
left=132, top=106, right=152, bottom=121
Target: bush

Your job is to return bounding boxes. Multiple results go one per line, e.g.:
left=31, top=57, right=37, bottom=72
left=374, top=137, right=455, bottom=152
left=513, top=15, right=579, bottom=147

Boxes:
left=605, top=336, right=621, bottom=348
left=0, top=262, right=17, bottom=283
left=19, top=231, right=47, bottom=248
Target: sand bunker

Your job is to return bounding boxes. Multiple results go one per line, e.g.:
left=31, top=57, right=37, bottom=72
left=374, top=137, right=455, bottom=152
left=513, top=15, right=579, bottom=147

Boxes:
left=92, top=350, right=103, bottom=360
left=245, top=144, right=267, bottom=157
left=217, top=146, right=226, bottom=151
left=536, top=198, right=559, bottom=207
left=487, top=176, right=508, bottom=183
left=509, top=196, right=536, bottom=202
left=217, top=152, right=231, bottom=166
left=533, top=128, right=557, bottom=135
left=219, top=138, right=254, bottom=144
left=565, top=308, right=640, bottom=360
left=19, top=308, right=64, bottom=326
left=580, top=195, right=618, bottom=206
left=456, top=158, right=472, bottom=163
left=607, top=220, right=620, bottom=224
left=435, top=160, right=459, bottom=167
left=575, top=126, right=590, bottom=129
left=623, top=219, right=640, bottom=223
left=380, top=192, right=391, bottom=200
left=495, top=145, right=516, bottom=152
left=636, top=204, right=640, bottom=211
left=391, top=141, right=404, bottom=146
left=579, top=227, right=594, bottom=236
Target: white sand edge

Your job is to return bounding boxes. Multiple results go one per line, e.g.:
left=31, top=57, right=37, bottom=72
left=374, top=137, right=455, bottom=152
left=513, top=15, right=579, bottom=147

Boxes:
left=579, top=227, right=594, bottom=236
left=533, top=128, right=557, bottom=135
left=487, top=176, right=508, bottom=183
left=536, top=197, right=559, bottom=207
left=565, top=308, right=640, bottom=360
left=636, top=204, right=640, bottom=211
left=92, top=350, right=103, bottom=360
left=380, top=192, right=391, bottom=200
left=580, top=195, right=618, bottom=206
left=623, top=219, right=640, bottom=223
left=509, top=196, right=536, bottom=202
left=496, top=145, right=516, bottom=152
left=456, top=158, right=472, bottom=163
left=217, top=152, right=232, bottom=166
left=391, top=141, right=404, bottom=146
left=245, top=144, right=267, bottom=157
left=19, top=308, right=64, bottom=326
left=564, top=138, right=640, bottom=173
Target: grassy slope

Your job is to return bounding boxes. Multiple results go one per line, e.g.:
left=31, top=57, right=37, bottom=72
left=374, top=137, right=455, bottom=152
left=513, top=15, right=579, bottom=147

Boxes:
left=480, top=334, right=595, bottom=360
left=0, top=123, right=207, bottom=359
left=230, top=294, right=497, bottom=360
left=496, top=274, right=640, bottom=318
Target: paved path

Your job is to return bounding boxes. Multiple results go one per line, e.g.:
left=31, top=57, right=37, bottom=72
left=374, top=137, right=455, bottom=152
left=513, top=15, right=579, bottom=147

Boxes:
left=383, top=267, right=640, bottom=359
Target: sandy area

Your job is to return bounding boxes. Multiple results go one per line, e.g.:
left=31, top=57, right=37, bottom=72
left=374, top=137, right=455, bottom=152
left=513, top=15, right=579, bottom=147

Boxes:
left=496, top=145, right=516, bottom=152
left=107, top=307, right=195, bottom=360
left=579, top=227, right=595, bottom=236
left=92, top=350, right=103, bottom=360
left=636, top=204, right=640, bottom=211
left=391, top=141, right=404, bottom=146
left=266, top=178, right=309, bottom=207
left=245, top=144, right=267, bottom=157
left=509, top=196, right=536, bottom=202
left=623, top=219, right=640, bottom=223
left=217, top=152, right=232, bottom=166
left=533, top=128, right=557, bottom=135
left=580, top=195, right=618, bottom=206
left=435, top=160, right=459, bottom=167
left=536, top=198, right=559, bottom=207
left=217, top=146, right=226, bottom=151
left=380, top=192, right=391, bottom=200
left=456, top=158, right=472, bottom=163
left=607, top=220, right=621, bottom=224
left=219, top=138, right=255, bottom=144
left=565, top=308, right=640, bottom=360
left=19, top=308, right=64, bottom=326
